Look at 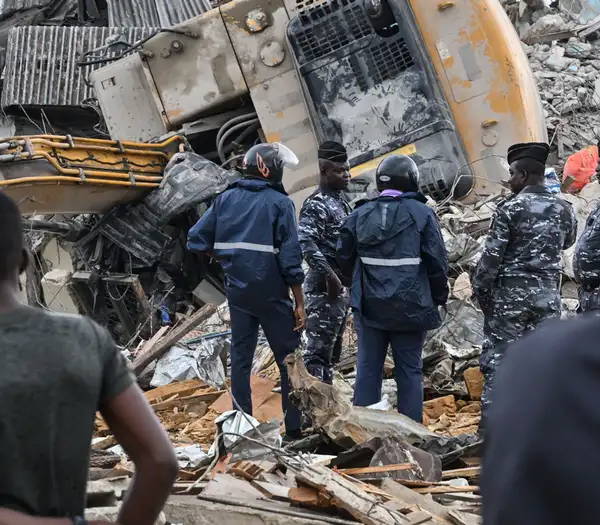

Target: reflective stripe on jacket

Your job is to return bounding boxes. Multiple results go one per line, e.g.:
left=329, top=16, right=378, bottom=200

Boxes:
left=337, top=193, right=449, bottom=332
left=187, top=178, right=304, bottom=312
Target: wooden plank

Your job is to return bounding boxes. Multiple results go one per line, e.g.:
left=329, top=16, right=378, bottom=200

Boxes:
left=289, top=486, right=334, bottom=509
left=435, top=493, right=481, bottom=504
left=441, top=467, right=480, bottom=480
left=137, top=326, right=169, bottom=358
left=152, top=390, right=225, bottom=411
left=144, top=379, right=207, bottom=404
left=380, top=480, right=479, bottom=525
left=447, top=511, right=481, bottom=525
left=132, top=304, right=217, bottom=374
left=406, top=512, right=434, bottom=524
left=339, top=463, right=413, bottom=476
left=250, top=481, right=292, bottom=502
left=380, top=479, right=452, bottom=521
left=414, top=487, right=479, bottom=495
left=290, top=462, right=409, bottom=525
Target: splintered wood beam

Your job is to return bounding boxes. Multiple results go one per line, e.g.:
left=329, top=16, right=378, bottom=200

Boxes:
left=132, top=304, right=217, bottom=374
left=339, top=464, right=413, bottom=476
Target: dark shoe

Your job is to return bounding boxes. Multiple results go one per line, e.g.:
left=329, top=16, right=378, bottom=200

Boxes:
left=282, top=429, right=303, bottom=445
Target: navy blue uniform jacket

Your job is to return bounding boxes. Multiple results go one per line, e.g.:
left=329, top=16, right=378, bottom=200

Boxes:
left=187, top=179, right=304, bottom=314
left=336, top=193, right=449, bottom=332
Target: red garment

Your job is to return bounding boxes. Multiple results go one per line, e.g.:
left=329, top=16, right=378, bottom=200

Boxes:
left=563, top=145, right=599, bottom=192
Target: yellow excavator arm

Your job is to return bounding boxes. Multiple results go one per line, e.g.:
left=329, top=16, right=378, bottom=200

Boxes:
left=0, top=134, right=186, bottom=215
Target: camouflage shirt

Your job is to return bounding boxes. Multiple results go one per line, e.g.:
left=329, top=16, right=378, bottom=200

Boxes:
left=298, top=187, right=351, bottom=279
left=472, top=185, right=577, bottom=302
left=574, top=199, right=600, bottom=285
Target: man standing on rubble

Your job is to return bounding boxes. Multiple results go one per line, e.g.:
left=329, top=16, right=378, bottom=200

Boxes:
left=0, top=192, right=178, bottom=525
left=298, top=141, right=352, bottom=385
left=472, top=142, right=577, bottom=432
left=336, top=155, right=449, bottom=422
left=187, top=143, right=306, bottom=441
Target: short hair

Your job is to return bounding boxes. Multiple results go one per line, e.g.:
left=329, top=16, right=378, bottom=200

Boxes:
left=318, top=141, right=347, bottom=163
left=0, top=191, right=23, bottom=280
left=514, top=158, right=545, bottom=178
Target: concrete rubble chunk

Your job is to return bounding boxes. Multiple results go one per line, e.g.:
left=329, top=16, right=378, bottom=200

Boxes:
left=522, top=13, right=575, bottom=44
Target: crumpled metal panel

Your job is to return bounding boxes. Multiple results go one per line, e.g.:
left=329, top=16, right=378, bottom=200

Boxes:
left=0, top=0, right=49, bottom=18
left=108, top=0, right=211, bottom=27
left=2, top=25, right=154, bottom=108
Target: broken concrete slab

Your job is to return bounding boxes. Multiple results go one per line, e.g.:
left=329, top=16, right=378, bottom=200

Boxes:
left=522, top=13, right=577, bottom=44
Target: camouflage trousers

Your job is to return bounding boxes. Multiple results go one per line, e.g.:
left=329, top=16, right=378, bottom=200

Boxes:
left=480, top=286, right=561, bottom=433
left=303, top=288, right=350, bottom=385
left=578, top=286, right=600, bottom=313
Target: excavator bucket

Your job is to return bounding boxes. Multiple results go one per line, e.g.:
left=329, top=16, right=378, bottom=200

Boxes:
left=0, top=134, right=186, bottom=215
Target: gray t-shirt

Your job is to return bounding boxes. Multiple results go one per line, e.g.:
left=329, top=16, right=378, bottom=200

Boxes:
left=0, top=305, right=134, bottom=517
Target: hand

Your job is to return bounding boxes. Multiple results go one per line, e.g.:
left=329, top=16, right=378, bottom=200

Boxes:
left=294, top=305, right=306, bottom=331
left=326, top=273, right=343, bottom=300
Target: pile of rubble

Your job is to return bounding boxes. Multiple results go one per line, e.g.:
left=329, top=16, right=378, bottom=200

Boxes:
left=92, top=342, right=482, bottom=524
left=502, top=0, right=600, bottom=166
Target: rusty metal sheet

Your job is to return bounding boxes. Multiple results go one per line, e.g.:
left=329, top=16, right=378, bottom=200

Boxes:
left=2, top=26, right=155, bottom=108
left=108, top=0, right=211, bottom=27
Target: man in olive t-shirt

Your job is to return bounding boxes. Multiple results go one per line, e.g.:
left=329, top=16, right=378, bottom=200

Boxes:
left=0, top=192, right=179, bottom=525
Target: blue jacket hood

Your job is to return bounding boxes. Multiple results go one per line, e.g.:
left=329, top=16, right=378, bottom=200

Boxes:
left=356, top=194, right=423, bottom=247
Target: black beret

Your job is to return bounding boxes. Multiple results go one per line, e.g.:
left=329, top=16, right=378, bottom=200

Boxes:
left=507, top=142, right=550, bottom=166
left=318, top=141, right=348, bottom=163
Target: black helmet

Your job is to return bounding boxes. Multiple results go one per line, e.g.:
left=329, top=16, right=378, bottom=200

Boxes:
left=243, top=142, right=299, bottom=186
left=376, top=154, right=420, bottom=192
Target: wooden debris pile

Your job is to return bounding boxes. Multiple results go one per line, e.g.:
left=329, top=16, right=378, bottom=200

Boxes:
left=423, top=391, right=482, bottom=438
left=93, top=375, right=285, bottom=483
left=91, top=451, right=481, bottom=524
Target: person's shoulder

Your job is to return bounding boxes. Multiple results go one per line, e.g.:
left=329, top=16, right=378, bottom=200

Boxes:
left=501, top=192, right=534, bottom=215
left=26, top=307, right=91, bottom=331
left=19, top=308, right=112, bottom=351
left=300, top=191, right=328, bottom=217
left=44, top=310, right=114, bottom=350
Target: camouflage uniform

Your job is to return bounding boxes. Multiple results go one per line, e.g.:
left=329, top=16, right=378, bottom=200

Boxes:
left=298, top=187, right=351, bottom=384
left=472, top=185, right=577, bottom=427
left=574, top=200, right=600, bottom=312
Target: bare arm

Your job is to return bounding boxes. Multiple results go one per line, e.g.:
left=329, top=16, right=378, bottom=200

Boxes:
left=290, top=283, right=306, bottom=331
left=100, top=385, right=178, bottom=525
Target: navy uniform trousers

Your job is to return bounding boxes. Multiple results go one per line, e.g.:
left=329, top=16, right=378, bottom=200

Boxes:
left=229, top=301, right=302, bottom=433
left=352, top=316, right=426, bottom=423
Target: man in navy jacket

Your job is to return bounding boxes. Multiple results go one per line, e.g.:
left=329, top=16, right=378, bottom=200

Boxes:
left=336, top=155, right=449, bottom=422
left=188, top=143, right=306, bottom=440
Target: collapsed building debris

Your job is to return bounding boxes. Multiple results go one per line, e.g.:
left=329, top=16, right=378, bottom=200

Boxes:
left=93, top=370, right=482, bottom=524
left=499, top=1, right=600, bottom=169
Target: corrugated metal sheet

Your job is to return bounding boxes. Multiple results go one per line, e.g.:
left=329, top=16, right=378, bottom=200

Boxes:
left=2, top=26, right=155, bottom=108
left=108, top=0, right=160, bottom=28
left=108, top=0, right=211, bottom=28
left=155, top=0, right=212, bottom=26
